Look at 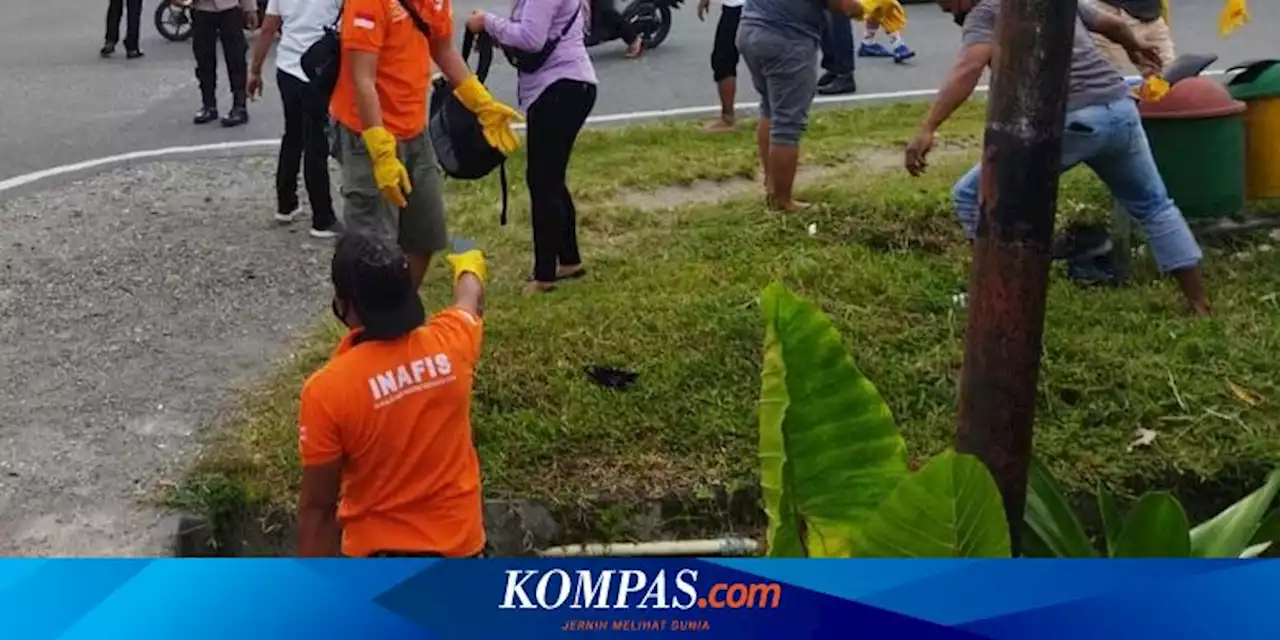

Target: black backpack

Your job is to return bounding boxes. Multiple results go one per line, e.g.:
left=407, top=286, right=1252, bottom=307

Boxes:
left=391, top=0, right=511, bottom=225
left=428, top=32, right=510, bottom=225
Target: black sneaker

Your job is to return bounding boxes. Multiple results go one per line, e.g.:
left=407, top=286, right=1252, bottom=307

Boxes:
left=100, top=43, right=116, bottom=58
left=221, top=106, right=249, bottom=128
left=193, top=107, right=219, bottom=124
left=817, top=71, right=837, bottom=87
left=126, top=49, right=144, bottom=60
left=1052, top=223, right=1113, bottom=261
left=817, top=74, right=857, bottom=96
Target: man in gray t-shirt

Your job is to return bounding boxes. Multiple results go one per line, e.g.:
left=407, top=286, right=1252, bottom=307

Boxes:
left=904, top=0, right=1211, bottom=316
left=960, top=0, right=1131, bottom=112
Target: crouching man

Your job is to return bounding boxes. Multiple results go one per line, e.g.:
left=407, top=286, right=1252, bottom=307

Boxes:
left=297, top=233, right=489, bottom=557
left=906, top=0, right=1211, bottom=316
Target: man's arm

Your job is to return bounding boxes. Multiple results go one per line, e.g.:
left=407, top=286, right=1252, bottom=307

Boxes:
left=349, top=52, right=385, bottom=130
left=921, top=43, right=991, bottom=133
left=453, top=273, right=485, bottom=319
left=1083, top=5, right=1143, bottom=51
left=298, top=461, right=343, bottom=556
left=248, top=14, right=282, bottom=80
left=429, top=33, right=475, bottom=88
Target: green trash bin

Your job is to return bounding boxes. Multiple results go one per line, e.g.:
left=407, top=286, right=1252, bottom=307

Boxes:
left=1138, top=76, right=1248, bottom=219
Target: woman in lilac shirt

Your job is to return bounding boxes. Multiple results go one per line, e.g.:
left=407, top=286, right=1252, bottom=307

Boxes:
left=467, top=0, right=598, bottom=294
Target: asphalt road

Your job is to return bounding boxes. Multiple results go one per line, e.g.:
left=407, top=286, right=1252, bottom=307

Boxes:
left=0, top=0, right=1277, bottom=186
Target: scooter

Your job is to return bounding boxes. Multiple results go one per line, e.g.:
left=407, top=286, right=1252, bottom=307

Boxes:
left=584, top=0, right=683, bottom=51
left=154, top=0, right=268, bottom=43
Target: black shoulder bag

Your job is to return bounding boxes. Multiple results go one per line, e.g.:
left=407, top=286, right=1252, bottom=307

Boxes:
left=396, top=0, right=512, bottom=225
left=300, top=3, right=344, bottom=105
left=502, top=5, right=581, bottom=74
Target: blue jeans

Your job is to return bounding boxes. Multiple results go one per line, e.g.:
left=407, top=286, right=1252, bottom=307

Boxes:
left=821, top=12, right=855, bottom=75
left=952, top=98, right=1202, bottom=273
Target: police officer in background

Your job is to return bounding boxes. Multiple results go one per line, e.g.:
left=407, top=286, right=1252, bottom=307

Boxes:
left=191, top=0, right=260, bottom=127
left=102, top=0, right=144, bottom=59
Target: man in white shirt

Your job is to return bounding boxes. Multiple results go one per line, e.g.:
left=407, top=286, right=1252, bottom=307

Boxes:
left=698, top=0, right=745, bottom=132
left=248, top=0, right=341, bottom=238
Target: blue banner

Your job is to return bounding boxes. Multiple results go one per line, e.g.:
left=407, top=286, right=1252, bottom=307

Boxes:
left=2, top=559, right=1277, bottom=639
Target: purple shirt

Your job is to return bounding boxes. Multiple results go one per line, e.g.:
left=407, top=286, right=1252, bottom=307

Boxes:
left=484, top=0, right=598, bottom=109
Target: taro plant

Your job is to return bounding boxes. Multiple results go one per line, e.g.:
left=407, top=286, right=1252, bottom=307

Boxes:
left=1024, top=456, right=1280, bottom=558
left=757, top=282, right=1280, bottom=559
left=758, top=283, right=1011, bottom=558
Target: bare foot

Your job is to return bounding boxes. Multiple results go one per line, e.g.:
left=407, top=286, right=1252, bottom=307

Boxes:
left=1189, top=300, right=1212, bottom=317
left=524, top=280, right=557, bottom=294
left=768, top=196, right=810, bottom=213
left=701, top=117, right=736, bottom=132
left=626, top=39, right=644, bottom=58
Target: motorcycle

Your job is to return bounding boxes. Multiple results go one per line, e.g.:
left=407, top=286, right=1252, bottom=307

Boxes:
left=584, top=0, right=682, bottom=51
left=154, top=0, right=269, bottom=43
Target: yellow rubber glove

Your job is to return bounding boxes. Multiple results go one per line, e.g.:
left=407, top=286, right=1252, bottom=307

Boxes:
left=1135, top=75, right=1171, bottom=102
left=861, top=0, right=907, bottom=33
left=453, top=76, right=524, bottom=156
left=446, top=249, right=487, bottom=284
left=1161, top=0, right=1170, bottom=23
left=361, top=126, right=411, bottom=209
left=1219, top=0, right=1249, bottom=37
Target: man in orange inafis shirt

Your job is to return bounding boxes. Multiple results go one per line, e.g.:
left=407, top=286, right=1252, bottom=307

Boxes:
left=332, top=0, right=521, bottom=291
left=297, top=232, right=489, bottom=557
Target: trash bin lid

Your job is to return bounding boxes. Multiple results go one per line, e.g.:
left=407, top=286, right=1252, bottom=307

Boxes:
left=1139, top=76, right=1247, bottom=120
left=1227, top=59, right=1280, bottom=100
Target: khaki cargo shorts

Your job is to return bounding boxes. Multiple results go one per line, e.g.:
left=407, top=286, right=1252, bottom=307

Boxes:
left=1089, top=3, right=1176, bottom=73
left=335, top=124, right=448, bottom=256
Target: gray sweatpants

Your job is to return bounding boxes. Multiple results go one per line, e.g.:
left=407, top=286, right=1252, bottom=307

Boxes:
left=737, top=23, right=819, bottom=146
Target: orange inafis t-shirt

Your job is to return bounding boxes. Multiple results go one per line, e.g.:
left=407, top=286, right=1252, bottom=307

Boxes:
left=298, top=307, right=484, bottom=558
left=329, top=0, right=454, bottom=140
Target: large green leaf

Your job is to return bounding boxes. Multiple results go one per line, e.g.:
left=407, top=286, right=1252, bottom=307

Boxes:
left=1252, top=508, right=1280, bottom=547
left=1023, top=456, right=1096, bottom=558
left=758, top=283, right=909, bottom=557
left=855, top=451, right=1011, bottom=558
left=1190, top=469, right=1280, bottom=558
left=1096, top=483, right=1123, bottom=557
left=1112, top=492, right=1191, bottom=558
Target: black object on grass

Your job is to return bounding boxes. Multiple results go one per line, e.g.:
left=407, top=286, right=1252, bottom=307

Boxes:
left=585, top=365, right=638, bottom=390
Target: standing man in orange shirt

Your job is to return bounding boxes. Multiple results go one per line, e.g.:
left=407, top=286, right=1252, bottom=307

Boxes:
left=331, top=0, right=521, bottom=291
left=297, top=233, right=489, bottom=557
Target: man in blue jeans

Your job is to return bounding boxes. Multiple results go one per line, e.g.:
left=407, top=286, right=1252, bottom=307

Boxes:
left=906, top=0, right=1210, bottom=315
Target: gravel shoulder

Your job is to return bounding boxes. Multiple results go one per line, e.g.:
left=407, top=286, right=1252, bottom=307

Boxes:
left=0, top=156, right=333, bottom=556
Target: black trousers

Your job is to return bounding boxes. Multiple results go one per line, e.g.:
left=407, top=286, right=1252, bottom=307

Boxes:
left=192, top=8, right=249, bottom=108
left=711, top=6, right=741, bottom=82
left=526, top=80, right=597, bottom=283
left=104, top=0, right=143, bottom=51
left=594, top=0, right=638, bottom=45
left=276, top=70, right=336, bottom=227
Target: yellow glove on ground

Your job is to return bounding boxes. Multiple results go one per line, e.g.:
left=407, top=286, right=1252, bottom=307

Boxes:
left=454, top=76, right=524, bottom=156
left=446, top=249, right=487, bottom=284
left=361, top=126, right=411, bottom=209
left=861, top=0, right=906, bottom=33
left=1219, top=0, right=1249, bottom=37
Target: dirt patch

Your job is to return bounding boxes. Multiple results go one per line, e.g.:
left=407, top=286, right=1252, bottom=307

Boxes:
left=613, top=146, right=976, bottom=212
left=0, top=157, right=335, bottom=556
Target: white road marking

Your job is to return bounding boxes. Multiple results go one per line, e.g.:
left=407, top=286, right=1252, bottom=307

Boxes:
left=0, top=70, right=1229, bottom=195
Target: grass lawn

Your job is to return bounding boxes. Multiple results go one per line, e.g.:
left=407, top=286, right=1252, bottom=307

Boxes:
left=174, top=101, right=1280, bottom=548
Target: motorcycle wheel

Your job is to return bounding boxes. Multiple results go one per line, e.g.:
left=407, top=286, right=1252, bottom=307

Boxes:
left=154, top=1, right=193, bottom=42
left=622, top=2, right=672, bottom=50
